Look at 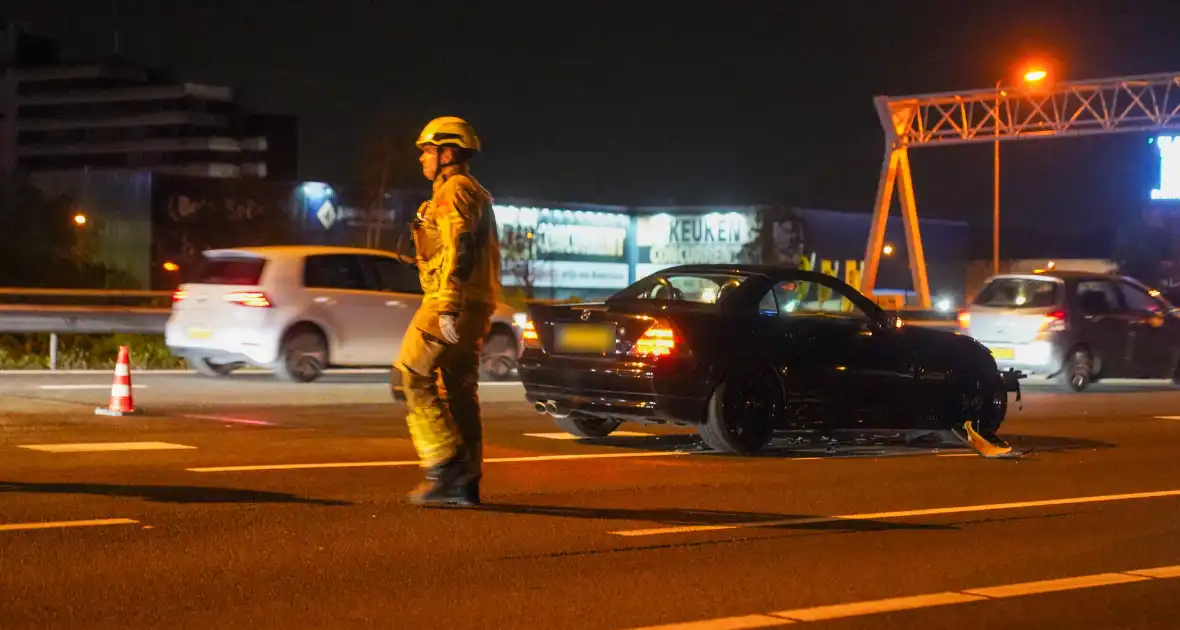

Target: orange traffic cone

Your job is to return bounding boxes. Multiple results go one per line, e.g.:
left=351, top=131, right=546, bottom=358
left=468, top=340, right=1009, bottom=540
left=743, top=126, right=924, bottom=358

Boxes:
left=95, top=346, right=139, bottom=416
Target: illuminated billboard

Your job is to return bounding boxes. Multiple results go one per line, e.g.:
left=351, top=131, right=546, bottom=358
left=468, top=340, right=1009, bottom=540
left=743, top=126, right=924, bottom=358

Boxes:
left=1151, top=136, right=1180, bottom=201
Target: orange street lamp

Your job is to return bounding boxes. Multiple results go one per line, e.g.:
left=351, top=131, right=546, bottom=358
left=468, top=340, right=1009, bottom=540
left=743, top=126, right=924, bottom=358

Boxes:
left=994, top=62, right=1055, bottom=274
left=163, top=261, right=180, bottom=272
left=73, top=213, right=88, bottom=226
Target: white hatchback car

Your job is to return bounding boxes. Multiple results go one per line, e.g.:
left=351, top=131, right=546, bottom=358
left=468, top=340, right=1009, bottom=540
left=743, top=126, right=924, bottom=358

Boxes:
left=165, top=245, right=524, bottom=383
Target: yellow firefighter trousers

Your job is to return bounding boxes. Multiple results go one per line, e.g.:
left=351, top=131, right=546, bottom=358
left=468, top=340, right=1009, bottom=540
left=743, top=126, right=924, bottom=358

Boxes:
left=396, top=302, right=494, bottom=475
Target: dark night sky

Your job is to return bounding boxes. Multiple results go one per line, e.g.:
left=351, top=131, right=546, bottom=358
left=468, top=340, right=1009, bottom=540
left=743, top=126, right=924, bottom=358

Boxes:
left=8, top=1, right=1180, bottom=254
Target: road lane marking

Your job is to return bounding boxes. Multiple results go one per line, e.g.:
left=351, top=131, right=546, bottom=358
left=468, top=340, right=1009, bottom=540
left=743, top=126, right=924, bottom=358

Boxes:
left=182, top=414, right=276, bottom=426
left=962, top=573, right=1147, bottom=598
left=1154, top=416, right=1180, bottom=420
left=627, top=563, right=1180, bottom=629
left=524, top=431, right=655, bottom=440
left=610, top=488, right=1180, bottom=537
left=0, top=518, right=139, bottom=532
left=776, top=592, right=986, bottom=622
left=1126, top=566, right=1180, bottom=578
left=632, top=615, right=794, bottom=629
left=18, top=442, right=197, bottom=453
left=188, top=450, right=693, bottom=473
left=38, top=384, right=147, bottom=390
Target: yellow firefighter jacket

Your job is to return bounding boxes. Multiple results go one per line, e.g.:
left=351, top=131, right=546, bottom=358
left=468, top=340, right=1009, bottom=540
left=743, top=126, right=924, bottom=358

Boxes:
left=411, top=164, right=502, bottom=321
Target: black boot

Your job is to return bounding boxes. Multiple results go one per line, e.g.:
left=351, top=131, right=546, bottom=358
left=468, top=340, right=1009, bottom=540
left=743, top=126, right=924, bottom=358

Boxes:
left=408, top=457, right=480, bottom=507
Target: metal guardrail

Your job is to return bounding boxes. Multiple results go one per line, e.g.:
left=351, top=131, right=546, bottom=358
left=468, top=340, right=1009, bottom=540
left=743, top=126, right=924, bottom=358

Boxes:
left=0, top=305, right=169, bottom=334
left=0, top=305, right=169, bottom=371
left=0, top=288, right=171, bottom=298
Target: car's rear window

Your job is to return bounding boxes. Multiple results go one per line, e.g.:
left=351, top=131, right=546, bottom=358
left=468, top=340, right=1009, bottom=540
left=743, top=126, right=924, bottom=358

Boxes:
left=193, top=257, right=267, bottom=285
left=609, top=273, right=748, bottom=305
left=973, top=277, right=1060, bottom=308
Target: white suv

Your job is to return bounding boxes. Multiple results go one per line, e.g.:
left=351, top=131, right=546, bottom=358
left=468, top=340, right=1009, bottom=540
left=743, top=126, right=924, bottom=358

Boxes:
left=165, top=245, right=524, bottom=383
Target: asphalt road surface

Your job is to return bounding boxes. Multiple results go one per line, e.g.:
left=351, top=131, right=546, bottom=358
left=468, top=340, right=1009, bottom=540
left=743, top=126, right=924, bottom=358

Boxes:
left=3, top=370, right=1180, bottom=629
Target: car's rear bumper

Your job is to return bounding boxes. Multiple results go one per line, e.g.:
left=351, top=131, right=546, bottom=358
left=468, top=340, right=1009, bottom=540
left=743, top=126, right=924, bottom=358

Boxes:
left=978, top=340, right=1063, bottom=375
left=517, top=354, right=707, bottom=425
left=520, top=382, right=704, bottom=424
left=165, top=318, right=280, bottom=367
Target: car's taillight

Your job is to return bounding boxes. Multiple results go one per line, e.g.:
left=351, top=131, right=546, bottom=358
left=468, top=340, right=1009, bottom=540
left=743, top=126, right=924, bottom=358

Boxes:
left=957, top=310, right=970, bottom=329
left=522, top=320, right=540, bottom=349
left=223, top=291, right=272, bottom=308
left=1040, top=309, right=1066, bottom=332
left=630, top=322, right=677, bottom=358
left=172, top=289, right=187, bottom=302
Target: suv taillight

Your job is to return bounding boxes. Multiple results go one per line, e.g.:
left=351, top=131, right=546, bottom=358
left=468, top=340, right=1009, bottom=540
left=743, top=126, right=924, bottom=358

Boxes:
left=1040, top=309, right=1066, bottom=332
left=172, top=289, right=187, bottom=302
left=957, top=310, right=970, bottom=329
left=629, top=322, right=677, bottom=358
left=223, top=291, right=272, bottom=308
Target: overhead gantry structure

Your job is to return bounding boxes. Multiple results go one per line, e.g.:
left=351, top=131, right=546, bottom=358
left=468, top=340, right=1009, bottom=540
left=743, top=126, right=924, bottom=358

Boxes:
left=860, top=71, right=1180, bottom=309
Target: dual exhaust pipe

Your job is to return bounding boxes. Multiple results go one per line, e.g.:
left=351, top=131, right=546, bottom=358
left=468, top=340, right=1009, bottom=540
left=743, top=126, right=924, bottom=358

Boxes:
left=533, top=399, right=571, bottom=418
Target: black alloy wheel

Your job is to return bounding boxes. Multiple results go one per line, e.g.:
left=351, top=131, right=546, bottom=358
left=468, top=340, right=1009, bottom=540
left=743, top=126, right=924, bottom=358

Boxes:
left=699, top=368, right=780, bottom=454
left=958, top=369, right=1007, bottom=437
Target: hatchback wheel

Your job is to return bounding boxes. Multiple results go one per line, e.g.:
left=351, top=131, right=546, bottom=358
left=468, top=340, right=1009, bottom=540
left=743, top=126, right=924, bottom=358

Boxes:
left=479, top=330, right=517, bottom=381
left=190, top=356, right=242, bottom=378
left=274, top=329, right=328, bottom=383
left=553, top=413, right=622, bottom=438
left=1056, top=347, right=1093, bottom=392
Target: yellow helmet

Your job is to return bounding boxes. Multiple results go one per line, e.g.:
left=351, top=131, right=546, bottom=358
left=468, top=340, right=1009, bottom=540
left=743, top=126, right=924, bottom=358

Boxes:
left=416, top=116, right=481, bottom=152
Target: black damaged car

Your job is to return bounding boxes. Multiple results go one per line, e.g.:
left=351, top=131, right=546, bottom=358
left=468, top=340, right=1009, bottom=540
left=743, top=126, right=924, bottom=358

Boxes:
left=518, top=265, right=1023, bottom=457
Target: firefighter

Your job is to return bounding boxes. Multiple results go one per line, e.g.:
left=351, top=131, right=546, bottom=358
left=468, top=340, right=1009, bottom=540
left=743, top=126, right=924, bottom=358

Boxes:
left=395, top=116, right=502, bottom=507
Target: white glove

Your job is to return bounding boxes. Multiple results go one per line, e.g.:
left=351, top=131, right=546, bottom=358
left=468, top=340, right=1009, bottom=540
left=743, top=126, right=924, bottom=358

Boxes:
left=439, top=313, right=461, bottom=344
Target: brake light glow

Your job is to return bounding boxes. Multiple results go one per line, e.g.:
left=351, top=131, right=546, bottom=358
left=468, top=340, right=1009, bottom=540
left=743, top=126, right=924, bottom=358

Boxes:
left=223, top=291, right=272, bottom=308
left=1040, top=309, right=1066, bottom=332
left=522, top=320, right=540, bottom=348
left=631, top=323, right=676, bottom=357
left=957, top=310, right=970, bottom=329
left=172, top=289, right=187, bottom=302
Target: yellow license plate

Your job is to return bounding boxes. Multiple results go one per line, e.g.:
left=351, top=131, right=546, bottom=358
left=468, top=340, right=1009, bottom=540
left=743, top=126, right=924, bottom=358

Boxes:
left=187, top=327, right=212, bottom=340
left=990, top=347, right=1015, bottom=360
left=554, top=324, right=616, bottom=353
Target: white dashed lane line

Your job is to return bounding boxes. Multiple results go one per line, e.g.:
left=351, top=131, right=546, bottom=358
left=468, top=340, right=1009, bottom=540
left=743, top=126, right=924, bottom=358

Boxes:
left=0, top=518, right=140, bottom=533
left=609, top=488, right=1180, bottom=537
left=18, top=442, right=197, bottom=453
left=628, top=563, right=1180, bottom=629
left=187, top=450, right=694, bottom=472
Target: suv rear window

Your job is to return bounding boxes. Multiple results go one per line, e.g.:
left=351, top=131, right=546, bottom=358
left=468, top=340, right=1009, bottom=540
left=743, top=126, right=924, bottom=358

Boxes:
left=973, top=277, right=1060, bottom=308
left=194, top=257, right=267, bottom=285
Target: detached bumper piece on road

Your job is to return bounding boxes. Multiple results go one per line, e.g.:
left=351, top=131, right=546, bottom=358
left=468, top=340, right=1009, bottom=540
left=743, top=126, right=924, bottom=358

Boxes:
left=953, top=368, right=1027, bottom=459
